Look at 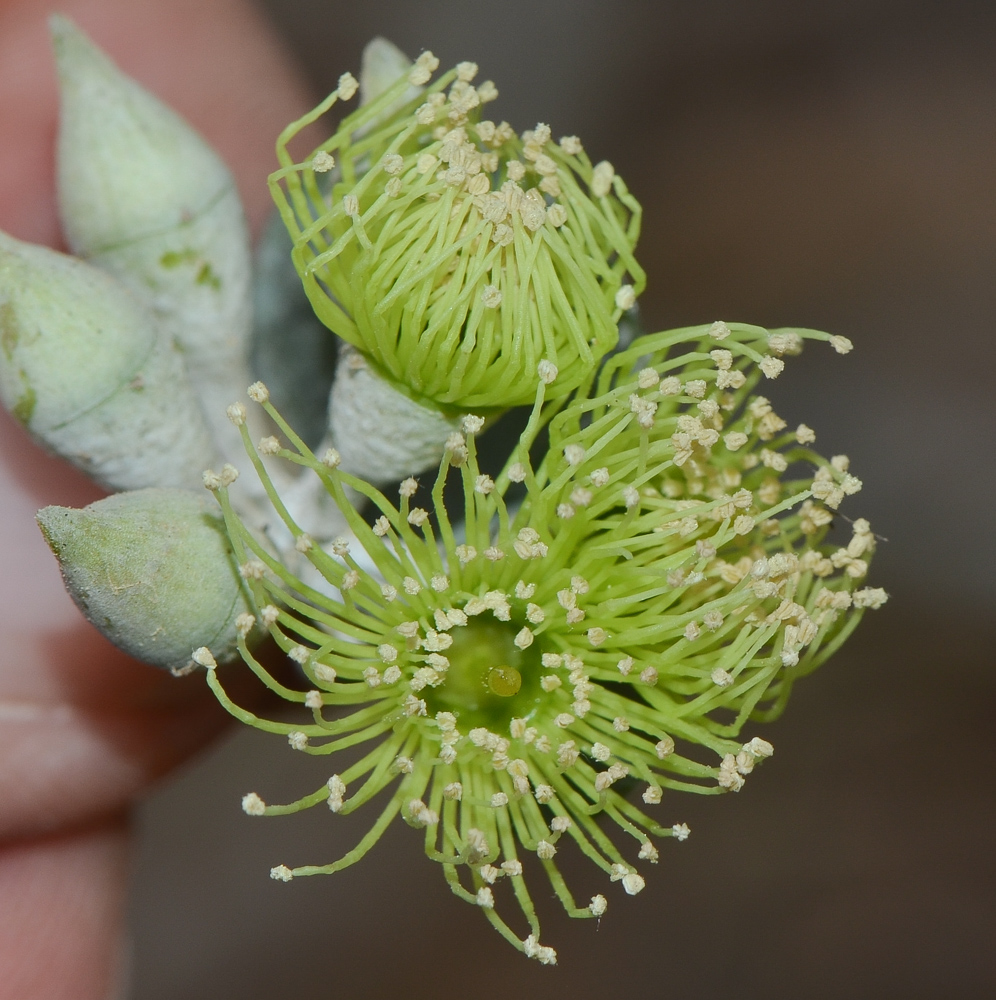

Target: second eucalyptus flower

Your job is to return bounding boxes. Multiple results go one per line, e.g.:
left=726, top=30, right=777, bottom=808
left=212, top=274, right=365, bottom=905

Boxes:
left=270, top=53, right=645, bottom=412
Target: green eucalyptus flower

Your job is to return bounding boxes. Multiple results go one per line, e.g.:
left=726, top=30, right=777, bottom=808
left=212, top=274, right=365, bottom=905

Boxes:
left=199, top=323, right=884, bottom=962
left=269, top=53, right=645, bottom=412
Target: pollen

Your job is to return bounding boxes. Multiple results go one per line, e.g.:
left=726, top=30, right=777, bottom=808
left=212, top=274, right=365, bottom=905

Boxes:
left=615, top=284, right=637, bottom=310
left=337, top=72, right=358, bottom=100
left=537, top=359, right=559, bottom=384
left=311, top=150, right=335, bottom=173
left=242, top=792, right=266, bottom=816
left=591, top=160, right=615, bottom=197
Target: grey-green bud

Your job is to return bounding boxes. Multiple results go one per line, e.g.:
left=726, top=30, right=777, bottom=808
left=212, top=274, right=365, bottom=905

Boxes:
left=328, top=344, right=459, bottom=484
left=359, top=37, right=417, bottom=111
left=37, top=488, right=253, bottom=672
left=52, top=16, right=255, bottom=467
left=0, top=232, right=217, bottom=490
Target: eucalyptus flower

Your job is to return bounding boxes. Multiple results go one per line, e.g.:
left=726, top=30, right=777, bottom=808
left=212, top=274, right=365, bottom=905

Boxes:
left=199, top=323, right=884, bottom=962
left=269, top=53, right=645, bottom=412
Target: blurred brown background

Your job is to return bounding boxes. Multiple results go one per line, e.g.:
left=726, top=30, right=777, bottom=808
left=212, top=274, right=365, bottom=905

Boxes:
left=127, top=2, right=995, bottom=997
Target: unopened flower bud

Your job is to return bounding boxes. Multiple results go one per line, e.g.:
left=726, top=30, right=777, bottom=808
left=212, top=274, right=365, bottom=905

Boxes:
left=327, top=343, right=460, bottom=484
left=36, top=488, right=253, bottom=672
left=0, top=232, right=215, bottom=491
left=52, top=16, right=255, bottom=469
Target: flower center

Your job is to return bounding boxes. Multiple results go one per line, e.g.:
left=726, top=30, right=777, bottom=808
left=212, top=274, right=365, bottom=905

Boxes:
left=425, top=620, right=542, bottom=728
left=486, top=666, right=521, bottom=697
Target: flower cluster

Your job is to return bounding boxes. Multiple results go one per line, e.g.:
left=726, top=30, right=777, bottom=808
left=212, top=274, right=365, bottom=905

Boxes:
left=201, top=321, right=885, bottom=963
left=268, top=54, right=644, bottom=409
left=2, top=23, right=884, bottom=965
